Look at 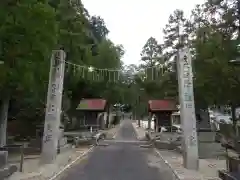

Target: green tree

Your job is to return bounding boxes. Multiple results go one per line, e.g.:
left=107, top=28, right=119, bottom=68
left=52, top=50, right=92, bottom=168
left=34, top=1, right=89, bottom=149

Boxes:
left=163, top=9, right=186, bottom=58
left=190, top=0, right=240, bottom=125
left=140, top=37, right=162, bottom=66
left=0, top=0, right=126, bottom=142
left=0, top=0, right=58, bottom=144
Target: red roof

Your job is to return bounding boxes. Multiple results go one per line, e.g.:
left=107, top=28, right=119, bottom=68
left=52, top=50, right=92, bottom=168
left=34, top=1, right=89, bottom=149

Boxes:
left=148, top=100, right=177, bottom=111
left=77, top=99, right=107, bottom=111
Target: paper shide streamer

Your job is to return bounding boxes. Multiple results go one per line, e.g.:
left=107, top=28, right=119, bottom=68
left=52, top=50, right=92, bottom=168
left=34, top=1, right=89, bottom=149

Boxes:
left=61, top=59, right=165, bottom=82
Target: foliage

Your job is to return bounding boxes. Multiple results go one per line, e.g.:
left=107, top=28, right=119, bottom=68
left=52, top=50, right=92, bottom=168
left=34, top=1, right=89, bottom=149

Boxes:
left=188, top=0, right=240, bottom=107
left=0, top=0, right=125, bottom=124
left=124, top=0, right=240, bottom=120
left=0, top=0, right=57, bottom=95
left=136, top=0, right=240, bottom=113
left=140, top=37, right=163, bottom=66
left=3, top=0, right=240, bottom=126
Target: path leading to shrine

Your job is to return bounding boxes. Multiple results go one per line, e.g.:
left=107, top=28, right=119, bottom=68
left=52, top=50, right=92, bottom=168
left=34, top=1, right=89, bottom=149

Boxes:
left=59, top=119, right=173, bottom=180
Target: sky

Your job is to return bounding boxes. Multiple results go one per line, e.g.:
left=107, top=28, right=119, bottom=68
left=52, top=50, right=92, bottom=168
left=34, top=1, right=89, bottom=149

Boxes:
left=82, top=0, right=205, bottom=65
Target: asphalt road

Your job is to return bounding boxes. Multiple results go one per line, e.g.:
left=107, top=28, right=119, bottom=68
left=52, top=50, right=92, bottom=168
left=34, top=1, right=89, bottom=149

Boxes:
left=60, top=120, right=174, bottom=180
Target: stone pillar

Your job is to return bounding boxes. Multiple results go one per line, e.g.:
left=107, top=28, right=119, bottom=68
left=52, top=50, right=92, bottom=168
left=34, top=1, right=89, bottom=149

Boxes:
left=0, top=151, right=8, bottom=168
left=177, top=48, right=199, bottom=170
left=40, top=50, right=65, bottom=165
left=0, top=96, right=10, bottom=147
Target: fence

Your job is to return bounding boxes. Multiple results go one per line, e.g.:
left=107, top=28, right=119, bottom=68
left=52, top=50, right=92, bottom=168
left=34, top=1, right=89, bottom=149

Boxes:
left=0, top=144, right=24, bottom=172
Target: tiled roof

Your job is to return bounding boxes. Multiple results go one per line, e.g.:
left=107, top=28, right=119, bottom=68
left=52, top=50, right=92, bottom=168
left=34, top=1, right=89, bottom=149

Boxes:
left=76, top=99, right=107, bottom=111
left=148, top=100, right=177, bottom=111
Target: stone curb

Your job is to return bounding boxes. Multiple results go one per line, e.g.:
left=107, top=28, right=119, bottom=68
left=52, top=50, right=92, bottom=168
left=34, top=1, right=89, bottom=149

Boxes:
left=134, top=124, right=221, bottom=180
left=112, top=124, right=121, bottom=139
left=103, top=123, right=121, bottom=139
left=132, top=123, right=181, bottom=179
left=9, top=146, right=95, bottom=180
left=132, top=122, right=148, bottom=140
left=133, top=125, right=180, bottom=179
left=153, top=149, right=182, bottom=180
left=48, top=145, right=94, bottom=180
left=154, top=149, right=222, bottom=180
left=10, top=124, right=122, bottom=180
left=10, top=125, right=120, bottom=180
left=144, top=130, right=196, bottom=180
left=132, top=124, right=140, bottom=140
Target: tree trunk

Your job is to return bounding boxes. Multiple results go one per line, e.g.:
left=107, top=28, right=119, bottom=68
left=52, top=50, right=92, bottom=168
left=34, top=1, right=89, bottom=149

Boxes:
left=0, top=95, right=10, bottom=147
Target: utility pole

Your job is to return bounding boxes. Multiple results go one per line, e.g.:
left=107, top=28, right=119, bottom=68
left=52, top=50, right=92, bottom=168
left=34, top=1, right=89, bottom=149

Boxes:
left=177, top=47, right=199, bottom=170
left=40, top=50, right=65, bottom=165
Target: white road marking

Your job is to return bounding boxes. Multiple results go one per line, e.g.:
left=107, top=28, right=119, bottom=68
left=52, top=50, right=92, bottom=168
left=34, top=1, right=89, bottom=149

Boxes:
left=48, top=145, right=94, bottom=180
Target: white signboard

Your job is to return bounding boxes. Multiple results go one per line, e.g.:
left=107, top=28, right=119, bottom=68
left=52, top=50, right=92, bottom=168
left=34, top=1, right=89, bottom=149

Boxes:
left=178, top=48, right=199, bottom=170
left=40, top=50, right=65, bottom=164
